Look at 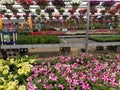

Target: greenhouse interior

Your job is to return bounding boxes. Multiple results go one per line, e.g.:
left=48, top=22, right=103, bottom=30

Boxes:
left=0, top=0, right=120, bottom=90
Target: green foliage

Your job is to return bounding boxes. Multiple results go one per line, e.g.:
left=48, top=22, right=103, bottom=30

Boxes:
left=89, top=35, right=120, bottom=42
left=16, top=35, right=60, bottom=44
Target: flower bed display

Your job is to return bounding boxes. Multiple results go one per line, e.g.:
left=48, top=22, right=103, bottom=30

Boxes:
left=1, top=54, right=120, bottom=90
left=89, top=35, right=120, bottom=42
left=16, top=35, right=60, bottom=44
left=0, top=55, right=38, bottom=90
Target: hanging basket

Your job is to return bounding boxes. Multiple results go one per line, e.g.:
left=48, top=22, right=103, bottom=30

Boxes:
left=6, top=5, right=13, bottom=9
left=5, top=15, right=11, bottom=19
left=56, top=5, right=61, bottom=10
left=40, top=5, right=46, bottom=10
left=72, top=4, right=79, bottom=10
left=22, top=4, right=29, bottom=9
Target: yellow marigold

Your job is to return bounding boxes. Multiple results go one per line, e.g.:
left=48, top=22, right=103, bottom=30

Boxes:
left=3, top=70, right=9, bottom=74
left=18, top=69, right=24, bottom=75
left=18, top=85, right=26, bottom=90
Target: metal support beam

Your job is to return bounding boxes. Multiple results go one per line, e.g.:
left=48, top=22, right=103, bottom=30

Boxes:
left=85, top=0, right=90, bottom=53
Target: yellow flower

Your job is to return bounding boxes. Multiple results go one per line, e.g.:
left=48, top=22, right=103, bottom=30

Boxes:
left=30, top=59, right=35, bottom=63
left=8, top=74, right=13, bottom=79
left=10, top=58, right=14, bottom=64
left=0, top=85, right=4, bottom=89
left=13, top=75, right=18, bottom=79
left=0, top=62, right=2, bottom=66
left=4, top=65, right=9, bottom=70
left=3, top=70, right=9, bottom=74
left=14, top=80, right=19, bottom=84
left=0, top=66, right=3, bottom=71
left=18, top=85, right=26, bottom=90
left=18, top=69, right=24, bottom=75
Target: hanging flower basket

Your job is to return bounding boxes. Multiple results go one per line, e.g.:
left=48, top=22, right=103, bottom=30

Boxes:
left=23, top=14, right=29, bottom=21
left=5, top=14, right=11, bottom=19
left=52, top=0, right=65, bottom=10
left=0, top=9, right=6, bottom=14
left=14, top=15, right=21, bottom=19
left=71, top=3, right=79, bottom=10
left=11, top=8, right=18, bottom=15
left=54, top=14, right=61, bottom=19
left=45, top=7, right=54, bottom=14
left=70, top=14, right=76, bottom=19
left=40, top=14, right=45, bottom=19
left=116, top=3, right=120, bottom=10
left=36, top=0, right=48, bottom=10
left=68, top=8, right=75, bottom=14
left=35, top=8, right=41, bottom=15
left=79, top=8, right=87, bottom=14
left=59, top=7, right=65, bottom=15
left=62, top=14, right=68, bottom=20
left=90, top=0, right=100, bottom=9
left=91, top=8, right=98, bottom=14
left=102, top=1, right=116, bottom=11
left=23, top=9, right=31, bottom=15
left=31, top=15, right=36, bottom=19
left=6, top=5, right=13, bottom=9
left=109, top=8, right=117, bottom=15
left=100, top=10, right=106, bottom=15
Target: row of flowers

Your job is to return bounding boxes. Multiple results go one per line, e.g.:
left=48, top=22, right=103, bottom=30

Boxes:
left=0, top=54, right=120, bottom=90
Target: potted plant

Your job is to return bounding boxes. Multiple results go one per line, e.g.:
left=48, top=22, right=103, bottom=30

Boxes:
left=0, top=9, right=6, bottom=14
left=36, top=0, right=48, bottom=9
left=45, top=7, right=54, bottom=14
left=109, top=8, right=117, bottom=15
left=14, top=15, right=21, bottom=19
left=62, top=14, right=69, bottom=20
left=100, top=10, right=106, bottom=15
left=40, top=14, right=45, bottom=19
left=71, top=0, right=80, bottom=10
left=17, top=0, right=33, bottom=9
left=90, top=8, right=98, bottom=14
left=52, top=0, right=65, bottom=10
left=90, top=0, right=100, bottom=9
left=23, top=9, right=31, bottom=15
left=54, top=14, right=61, bottom=19
left=70, top=14, right=76, bottom=19
left=35, top=8, right=41, bottom=15
left=68, top=8, right=75, bottom=14
left=102, top=0, right=116, bottom=11
left=59, top=7, right=65, bottom=15
left=31, top=14, right=36, bottom=19
left=11, top=8, right=18, bottom=15
left=23, top=14, right=29, bottom=21
left=5, top=14, right=11, bottom=19
left=79, top=8, right=87, bottom=14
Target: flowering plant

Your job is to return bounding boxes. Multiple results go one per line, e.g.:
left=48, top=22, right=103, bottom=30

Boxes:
left=54, top=14, right=61, bottom=19
left=79, top=8, right=87, bottom=14
left=91, top=8, right=98, bottom=14
left=16, top=0, right=33, bottom=5
left=116, top=3, right=120, bottom=10
left=59, top=7, right=65, bottom=15
left=1, top=0, right=14, bottom=5
left=102, top=0, right=116, bottom=7
left=36, top=0, right=48, bottom=6
left=45, top=7, right=54, bottom=13
left=62, top=14, right=69, bottom=19
left=5, top=14, right=11, bottom=19
left=0, top=9, right=6, bottom=14
left=0, top=55, right=37, bottom=90
left=109, top=8, right=117, bottom=15
left=100, top=10, right=106, bottom=15
left=90, top=0, right=100, bottom=6
left=14, top=15, right=21, bottom=19
left=68, top=8, right=75, bottom=14
left=70, top=14, right=76, bottom=19
left=27, top=54, right=120, bottom=90
left=52, top=0, right=65, bottom=10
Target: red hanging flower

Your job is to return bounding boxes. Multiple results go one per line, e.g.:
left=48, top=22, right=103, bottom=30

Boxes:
left=116, top=3, right=120, bottom=10
left=91, top=8, right=97, bottom=14
left=70, top=14, right=76, bottom=19
left=79, top=8, right=87, bottom=14
left=68, top=8, right=74, bottom=14
left=54, top=14, right=61, bottom=19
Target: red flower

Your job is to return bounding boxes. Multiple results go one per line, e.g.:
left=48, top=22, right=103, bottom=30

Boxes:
left=70, top=14, right=76, bottom=19
left=68, top=8, right=74, bottom=14
left=116, top=3, right=120, bottom=10
left=79, top=8, right=87, bottom=14
left=54, top=14, right=61, bottom=19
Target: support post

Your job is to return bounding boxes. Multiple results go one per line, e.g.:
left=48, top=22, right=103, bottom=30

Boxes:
left=85, top=0, right=90, bottom=53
